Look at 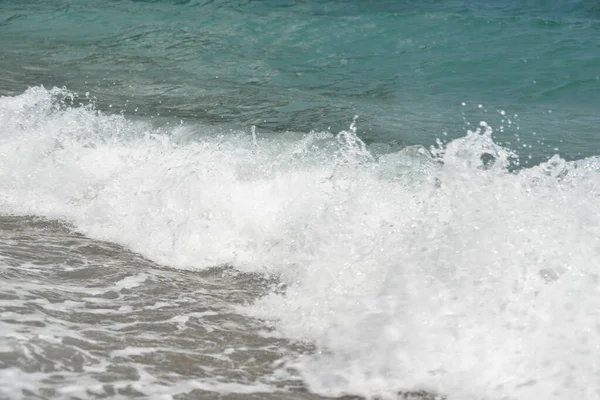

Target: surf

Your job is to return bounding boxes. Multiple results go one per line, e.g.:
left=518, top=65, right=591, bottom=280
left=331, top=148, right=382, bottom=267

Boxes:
left=2, top=87, right=600, bottom=399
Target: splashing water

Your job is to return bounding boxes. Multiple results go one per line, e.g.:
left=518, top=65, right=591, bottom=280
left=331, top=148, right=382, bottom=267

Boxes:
left=1, top=87, right=600, bottom=400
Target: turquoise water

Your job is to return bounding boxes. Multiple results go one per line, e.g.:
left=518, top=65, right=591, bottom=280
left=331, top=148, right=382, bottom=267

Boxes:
left=1, top=0, right=599, bottom=160
left=2, top=1, right=600, bottom=400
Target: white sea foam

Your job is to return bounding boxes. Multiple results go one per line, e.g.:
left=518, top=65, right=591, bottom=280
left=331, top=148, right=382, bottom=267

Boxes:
left=114, top=273, right=149, bottom=289
left=2, top=87, right=600, bottom=399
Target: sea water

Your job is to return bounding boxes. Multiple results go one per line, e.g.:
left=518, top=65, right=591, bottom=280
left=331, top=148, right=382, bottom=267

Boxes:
left=1, top=1, right=600, bottom=399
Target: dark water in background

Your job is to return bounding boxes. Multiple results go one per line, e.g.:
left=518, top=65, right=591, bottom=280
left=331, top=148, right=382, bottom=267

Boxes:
left=1, top=1, right=600, bottom=399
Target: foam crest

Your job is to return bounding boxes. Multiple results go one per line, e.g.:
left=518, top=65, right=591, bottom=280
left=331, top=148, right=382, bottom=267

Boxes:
left=2, top=87, right=600, bottom=399
left=249, top=131, right=600, bottom=399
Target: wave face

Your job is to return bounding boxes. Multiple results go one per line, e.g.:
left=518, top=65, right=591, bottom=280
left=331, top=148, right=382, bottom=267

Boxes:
left=2, top=87, right=600, bottom=399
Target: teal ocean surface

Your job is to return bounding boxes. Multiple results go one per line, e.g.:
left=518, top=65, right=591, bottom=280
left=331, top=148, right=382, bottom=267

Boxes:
left=2, top=0, right=600, bottom=160
left=0, top=1, right=599, bottom=400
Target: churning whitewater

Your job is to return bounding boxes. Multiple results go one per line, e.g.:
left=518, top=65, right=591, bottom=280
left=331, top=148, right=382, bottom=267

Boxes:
left=1, top=87, right=600, bottom=400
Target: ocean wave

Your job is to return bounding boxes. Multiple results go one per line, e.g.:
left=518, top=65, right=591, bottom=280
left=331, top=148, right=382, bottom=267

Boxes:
left=2, top=87, right=600, bottom=399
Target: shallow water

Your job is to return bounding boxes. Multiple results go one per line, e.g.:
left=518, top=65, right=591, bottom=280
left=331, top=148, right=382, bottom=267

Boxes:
left=0, top=215, right=311, bottom=399
left=0, top=215, right=445, bottom=400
